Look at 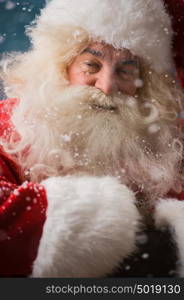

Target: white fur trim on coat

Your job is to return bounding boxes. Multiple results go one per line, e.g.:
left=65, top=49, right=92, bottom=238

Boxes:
left=32, top=176, right=141, bottom=278
left=37, top=0, right=174, bottom=73
left=154, top=199, right=184, bottom=277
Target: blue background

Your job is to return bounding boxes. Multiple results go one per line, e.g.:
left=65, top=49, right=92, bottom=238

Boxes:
left=0, top=0, right=46, bottom=98
left=0, top=0, right=45, bottom=54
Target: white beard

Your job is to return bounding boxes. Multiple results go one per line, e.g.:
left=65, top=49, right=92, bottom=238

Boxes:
left=10, top=85, right=183, bottom=205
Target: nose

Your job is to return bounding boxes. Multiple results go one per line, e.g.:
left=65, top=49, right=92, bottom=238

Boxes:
left=94, top=69, right=118, bottom=95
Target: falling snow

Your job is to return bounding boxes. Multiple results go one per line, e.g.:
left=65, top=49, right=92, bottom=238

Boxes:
left=5, top=1, right=15, bottom=10
left=164, top=27, right=169, bottom=35
left=13, top=189, right=20, bottom=196
left=148, top=123, right=160, bottom=134
left=26, top=196, right=31, bottom=202
left=60, top=134, right=71, bottom=143
left=142, top=253, right=149, bottom=259
left=0, top=1, right=45, bottom=58
left=136, top=233, right=148, bottom=245
left=73, top=30, right=81, bottom=39
left=22, top=181, right=29, bottom=189
left=33, top=198, right=37, bottom=204
left=125, top=97, right=137, bottom=108
left=134, top=78, right=144, bottom=88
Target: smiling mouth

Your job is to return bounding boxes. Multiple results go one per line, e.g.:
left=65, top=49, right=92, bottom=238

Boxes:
left=91, top=104, right=117, bottom=111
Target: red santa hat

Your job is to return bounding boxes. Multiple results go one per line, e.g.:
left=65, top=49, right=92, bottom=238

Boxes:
left=36, top=0, right=174, bottom=74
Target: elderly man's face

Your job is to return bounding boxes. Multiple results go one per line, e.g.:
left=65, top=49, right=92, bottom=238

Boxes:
left=67, top=42, right=140, bottom=96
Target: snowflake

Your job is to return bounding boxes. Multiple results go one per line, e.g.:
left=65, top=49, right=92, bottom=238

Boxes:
left=142, top=253, right=149, bottom=259
left=5, top=1, right=15, bottom=10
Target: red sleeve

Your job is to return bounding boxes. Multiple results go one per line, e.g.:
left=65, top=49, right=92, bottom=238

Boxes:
left=0, top=151, right=47, bottom=277
left=168, top=189, right=184, bottom=201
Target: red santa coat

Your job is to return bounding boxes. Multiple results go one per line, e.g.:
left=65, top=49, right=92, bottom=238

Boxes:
left=0, top=98, right=184, bottom=278
left=0, top=99, right=47, bottom=276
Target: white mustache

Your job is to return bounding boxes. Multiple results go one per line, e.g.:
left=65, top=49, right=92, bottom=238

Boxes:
left=61, top=85, right=138, bottom=110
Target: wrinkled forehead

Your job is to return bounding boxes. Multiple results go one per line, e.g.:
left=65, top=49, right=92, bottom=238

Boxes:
left=82, top=42, right=139, bottom=62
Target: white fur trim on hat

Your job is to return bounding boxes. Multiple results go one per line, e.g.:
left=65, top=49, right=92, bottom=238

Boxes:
left=154, top=198, right=184, bottom=277
left=38, top=0, right=174, bottom=73
left=32, top=175, right=141, bottom=278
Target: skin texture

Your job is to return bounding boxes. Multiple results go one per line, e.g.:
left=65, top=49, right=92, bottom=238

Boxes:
left=67, top=42, right=140, bottom=96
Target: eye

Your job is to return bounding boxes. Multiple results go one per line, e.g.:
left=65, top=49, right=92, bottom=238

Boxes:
left=119, top=69, right=129, bottom=74
left=83, top=61, right=101, bottom=74
left=118, top=67, right=139, bottom=80
left=118, top=68, right=132, bottom=81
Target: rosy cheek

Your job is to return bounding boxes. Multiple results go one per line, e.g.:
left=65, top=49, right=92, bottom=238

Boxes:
left=119, top=83, right=137, bottom=96
left=128, top=84, right=137, bottom=95
left=67, top=67, right=80, bottom=84
left=68, top=69, right=89, bottom=86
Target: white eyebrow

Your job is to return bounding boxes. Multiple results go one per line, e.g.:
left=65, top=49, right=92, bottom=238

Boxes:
left=82, top=48, right=103, bottom=58
left=121, top=60, right=139, bottom=68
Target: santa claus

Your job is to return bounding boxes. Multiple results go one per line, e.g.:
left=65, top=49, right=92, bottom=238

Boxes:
left=0, top=0, right=184, bottom=277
